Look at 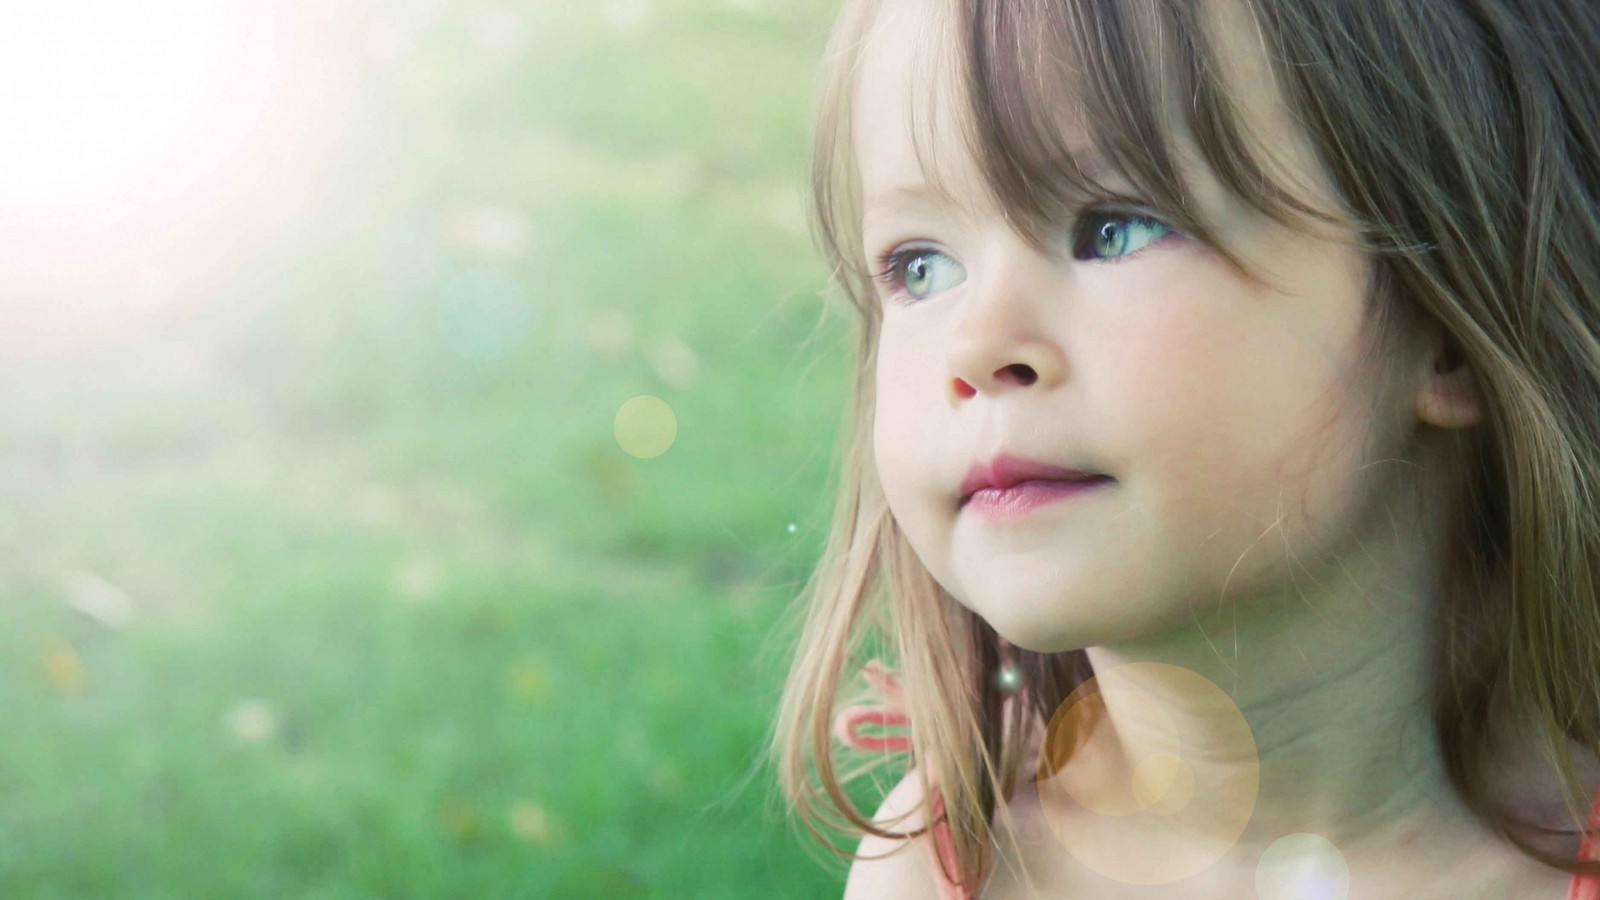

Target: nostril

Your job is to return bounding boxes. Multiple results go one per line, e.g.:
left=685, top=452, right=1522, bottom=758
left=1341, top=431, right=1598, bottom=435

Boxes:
left=1003, top=363, right=1037, bottom=386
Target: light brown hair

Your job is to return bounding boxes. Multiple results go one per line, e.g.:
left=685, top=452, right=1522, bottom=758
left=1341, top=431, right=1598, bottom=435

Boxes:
left=768, top=0, right=1600, bottom=891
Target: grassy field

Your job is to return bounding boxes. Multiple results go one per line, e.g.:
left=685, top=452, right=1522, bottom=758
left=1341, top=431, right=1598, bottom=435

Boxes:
left=0, top=2, right=866, bottom=896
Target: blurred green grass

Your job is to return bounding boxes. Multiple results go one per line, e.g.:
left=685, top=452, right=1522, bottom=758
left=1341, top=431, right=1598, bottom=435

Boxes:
left=0, top=1, right=867, bottom=896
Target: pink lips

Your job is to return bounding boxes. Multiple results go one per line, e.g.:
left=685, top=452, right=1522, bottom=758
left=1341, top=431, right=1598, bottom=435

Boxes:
left=959, top=454, right=1113, bottom=520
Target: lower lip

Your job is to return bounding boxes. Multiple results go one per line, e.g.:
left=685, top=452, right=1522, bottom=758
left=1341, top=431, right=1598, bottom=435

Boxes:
left=961, top=477, right=1113, bottom=521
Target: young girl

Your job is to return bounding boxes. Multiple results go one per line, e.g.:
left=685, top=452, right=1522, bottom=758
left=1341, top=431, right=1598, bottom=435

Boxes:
left=768, top=0, right=1600, bottom=897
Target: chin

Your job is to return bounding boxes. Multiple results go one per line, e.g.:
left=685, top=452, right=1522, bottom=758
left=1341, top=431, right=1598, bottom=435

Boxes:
left=975, top=584, right=1163, bottom=656
left=979, top=604, right=1101, bottom=655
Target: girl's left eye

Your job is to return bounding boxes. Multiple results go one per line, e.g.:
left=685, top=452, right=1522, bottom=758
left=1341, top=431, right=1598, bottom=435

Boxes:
left=1072, top=209, right=1175, bottom=262
left=871, top=247, right=967, bottom=302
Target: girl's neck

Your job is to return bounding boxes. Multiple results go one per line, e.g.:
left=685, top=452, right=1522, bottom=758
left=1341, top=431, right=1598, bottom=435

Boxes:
left=989, top=705, right=1584, bottom=900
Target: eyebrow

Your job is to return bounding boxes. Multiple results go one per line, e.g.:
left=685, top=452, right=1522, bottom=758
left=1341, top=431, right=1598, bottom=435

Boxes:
left=861, top=150, right=1117, bottom=221
left=861, top=182, right=963, bottom=218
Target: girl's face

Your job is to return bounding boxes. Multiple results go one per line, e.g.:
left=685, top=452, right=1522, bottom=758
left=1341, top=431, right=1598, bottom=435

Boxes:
left=859, top=0, right=1419, bottom=653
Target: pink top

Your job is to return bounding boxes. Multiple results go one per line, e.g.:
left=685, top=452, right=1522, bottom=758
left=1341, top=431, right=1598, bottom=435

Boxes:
left=834, top=660, right=1600, bottom=900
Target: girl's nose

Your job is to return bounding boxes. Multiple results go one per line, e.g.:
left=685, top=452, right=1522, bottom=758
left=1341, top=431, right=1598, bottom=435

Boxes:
left=945, top=248, right=1068, bottom=400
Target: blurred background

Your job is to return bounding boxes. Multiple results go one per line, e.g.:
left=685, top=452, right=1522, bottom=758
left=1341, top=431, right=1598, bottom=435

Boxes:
left=0, top=1, right=859, bottom=896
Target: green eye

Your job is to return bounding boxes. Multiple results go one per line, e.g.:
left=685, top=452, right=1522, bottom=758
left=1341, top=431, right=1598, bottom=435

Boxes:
left=1075, top=210, right=1174, bottom=261
left=873, top=247, right=968, bottom=301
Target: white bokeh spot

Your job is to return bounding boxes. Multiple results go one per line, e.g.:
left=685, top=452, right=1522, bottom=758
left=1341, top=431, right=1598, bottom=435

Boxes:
left=1256, top=832, right=1351, bottom=900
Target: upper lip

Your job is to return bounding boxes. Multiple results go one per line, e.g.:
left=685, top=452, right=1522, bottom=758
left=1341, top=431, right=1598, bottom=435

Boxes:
left=959, top=454, right=1108, bottom=504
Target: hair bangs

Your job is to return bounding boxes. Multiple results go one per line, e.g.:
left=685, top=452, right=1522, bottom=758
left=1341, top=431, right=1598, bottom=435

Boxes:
left=947, top=0, right=1352, bottom=287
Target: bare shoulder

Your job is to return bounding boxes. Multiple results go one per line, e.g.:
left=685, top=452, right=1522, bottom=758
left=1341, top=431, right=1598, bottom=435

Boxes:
left=842, top=769, right=944, bottom=900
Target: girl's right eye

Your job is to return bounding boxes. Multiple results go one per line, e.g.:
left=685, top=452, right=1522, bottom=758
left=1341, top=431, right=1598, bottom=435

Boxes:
left=871, top=246, right=967, bottom=303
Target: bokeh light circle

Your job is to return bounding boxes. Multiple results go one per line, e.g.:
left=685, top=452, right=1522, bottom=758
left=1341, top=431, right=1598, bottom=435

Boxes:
left=1256, top=832, right=1350, bottom=900
left=1130, top=751, right=1194, bottom=814
left=435, top=264, right=534, bottom=364
left=614, top=395, right=677, bottom=459
left=1035, top=661, right=1259, bottom=885
left=993, top=662, right=1022, bottom=694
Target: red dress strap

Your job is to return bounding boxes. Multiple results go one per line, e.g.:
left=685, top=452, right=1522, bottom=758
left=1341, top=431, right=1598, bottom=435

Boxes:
left=1570, top=783, right=1600, bottom=900
left=833, top=660, right=974, bottom=900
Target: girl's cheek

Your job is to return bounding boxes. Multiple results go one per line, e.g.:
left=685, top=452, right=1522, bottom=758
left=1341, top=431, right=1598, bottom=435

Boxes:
left=1101, top=309, right=1238, bottom=419
left=877, top=325, right=949, bottom=401
left=1098, top=310, right=1294, bottom=500
left=872, top=340, right=940, bottom=479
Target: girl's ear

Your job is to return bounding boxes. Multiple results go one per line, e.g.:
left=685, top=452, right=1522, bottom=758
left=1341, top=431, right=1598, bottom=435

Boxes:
left=1413, top=329, right=1484, bottom=429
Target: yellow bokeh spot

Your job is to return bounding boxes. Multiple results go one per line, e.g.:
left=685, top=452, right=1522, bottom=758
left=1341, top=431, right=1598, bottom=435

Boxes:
left=505, top=660, right=549, bottom=703
left=42, top=638, right=87, bottom=695
left=509, top=800, right=558, bottom=845
left=1035, top=661, right=1259, bottom=886
left=613, top=395, right=677, bottom=459
left=1131, top=752, right=1194, bottom=814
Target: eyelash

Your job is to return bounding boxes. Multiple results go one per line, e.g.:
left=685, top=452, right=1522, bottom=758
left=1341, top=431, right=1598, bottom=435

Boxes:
left=870, top=206, right=1177, bottom=302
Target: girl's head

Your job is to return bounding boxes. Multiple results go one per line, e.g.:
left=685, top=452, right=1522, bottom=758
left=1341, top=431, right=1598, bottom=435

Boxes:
left=773, top=0, right=1600, bottom=890
left=855, top=0, right=1474, bottom=659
